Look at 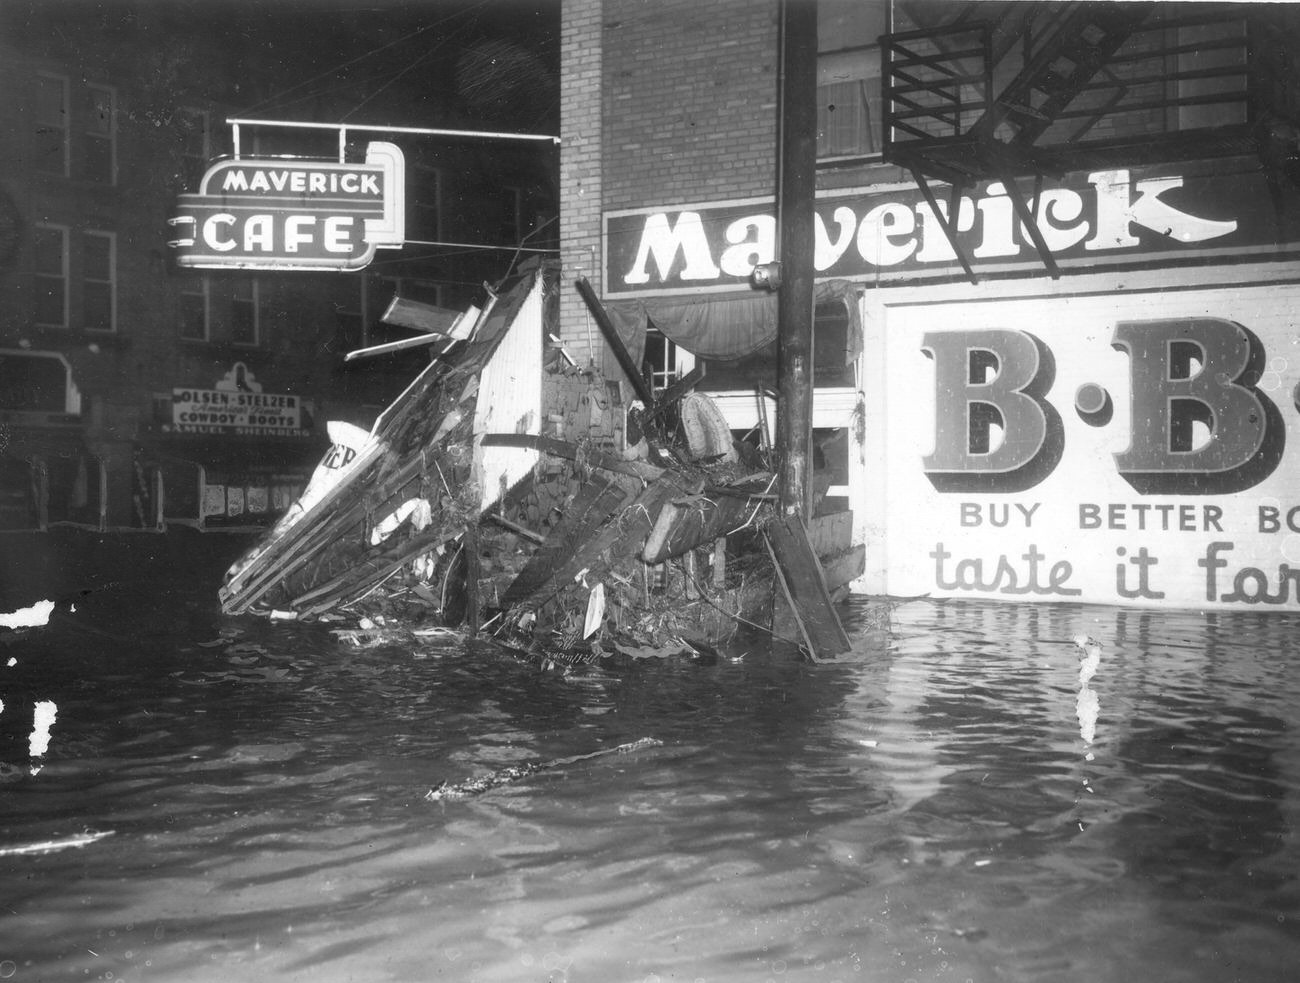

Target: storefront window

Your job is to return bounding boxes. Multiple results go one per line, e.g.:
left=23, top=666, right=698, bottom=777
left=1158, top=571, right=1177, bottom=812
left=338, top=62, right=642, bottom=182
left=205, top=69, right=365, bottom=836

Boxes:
left=643, top=330, right=695, bottom=393
left=697, top=301, right=855, bottom=392
left=0, top=350, right=78, bottom=414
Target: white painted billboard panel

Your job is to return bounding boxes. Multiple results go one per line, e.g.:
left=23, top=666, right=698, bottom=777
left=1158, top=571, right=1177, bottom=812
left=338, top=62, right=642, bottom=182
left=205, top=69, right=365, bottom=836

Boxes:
left=867, top=282, right=1300, bottom=610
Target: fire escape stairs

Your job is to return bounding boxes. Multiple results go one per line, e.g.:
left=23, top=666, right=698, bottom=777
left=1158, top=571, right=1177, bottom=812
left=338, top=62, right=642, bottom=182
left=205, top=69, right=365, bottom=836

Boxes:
left=887, top=2, right=1156, bottom=282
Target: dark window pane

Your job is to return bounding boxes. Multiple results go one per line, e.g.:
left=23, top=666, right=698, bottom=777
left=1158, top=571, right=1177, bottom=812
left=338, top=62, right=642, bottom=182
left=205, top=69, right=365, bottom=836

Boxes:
left=35, top=76, right=67, bottom=174
left=34, top=227, right=64, bottom=273
left=231, top=303, right=256, bottom=345
left=83, top=234, right=111, bottom=277
left=84, top=137, right=113, bottom=183
left=180, top=293, right=207, bottom=340
left=84, top=281, right=113, bottom=332
left=35, top=279, right=65, bottom=326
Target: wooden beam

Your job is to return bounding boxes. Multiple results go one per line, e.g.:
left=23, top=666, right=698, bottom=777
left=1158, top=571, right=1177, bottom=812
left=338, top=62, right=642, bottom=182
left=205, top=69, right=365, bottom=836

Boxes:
left=574, top=276, right=658, bottom=409
left=764, top=513, right=852, bottom=659
left=481, top=433, right=664, bottom=480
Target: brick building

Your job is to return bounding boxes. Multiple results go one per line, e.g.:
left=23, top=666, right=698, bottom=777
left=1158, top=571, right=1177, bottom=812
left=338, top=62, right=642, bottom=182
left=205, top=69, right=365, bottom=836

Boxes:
left=0, top=1, right=558, bottom=534
left=556, top=0, right=1300, bottom=611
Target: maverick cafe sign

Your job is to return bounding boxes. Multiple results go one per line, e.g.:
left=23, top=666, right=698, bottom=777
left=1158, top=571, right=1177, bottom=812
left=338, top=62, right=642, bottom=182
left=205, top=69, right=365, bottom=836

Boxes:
left=167, top=141, right=405, bottom=271
left=601, top=158, right=1296, bottom=295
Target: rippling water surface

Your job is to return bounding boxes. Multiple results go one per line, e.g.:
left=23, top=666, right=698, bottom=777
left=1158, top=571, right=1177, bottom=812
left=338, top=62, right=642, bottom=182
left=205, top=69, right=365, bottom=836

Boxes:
left=3, top=550, right=1300, bottom=983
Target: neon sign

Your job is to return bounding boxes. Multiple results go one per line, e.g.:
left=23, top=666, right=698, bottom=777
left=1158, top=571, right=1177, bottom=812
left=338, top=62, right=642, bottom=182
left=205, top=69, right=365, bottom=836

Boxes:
left=167, top=141, right=404, bottom=271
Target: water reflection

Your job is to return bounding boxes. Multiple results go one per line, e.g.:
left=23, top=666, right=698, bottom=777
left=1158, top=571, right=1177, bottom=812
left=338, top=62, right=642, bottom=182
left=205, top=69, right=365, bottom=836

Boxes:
left=2, top=590, right=1299, bottom=982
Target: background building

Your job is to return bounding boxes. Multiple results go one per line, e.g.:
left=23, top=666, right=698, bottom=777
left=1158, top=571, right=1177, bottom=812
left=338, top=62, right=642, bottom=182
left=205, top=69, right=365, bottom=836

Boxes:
left=0, top=0, right=558, bottom=533
left=557, top=0, right=1300, bottom=611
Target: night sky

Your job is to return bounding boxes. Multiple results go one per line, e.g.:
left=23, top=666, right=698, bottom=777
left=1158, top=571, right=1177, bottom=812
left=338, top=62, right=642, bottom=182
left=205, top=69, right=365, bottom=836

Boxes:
left=1, top=0, right=560, bottom=132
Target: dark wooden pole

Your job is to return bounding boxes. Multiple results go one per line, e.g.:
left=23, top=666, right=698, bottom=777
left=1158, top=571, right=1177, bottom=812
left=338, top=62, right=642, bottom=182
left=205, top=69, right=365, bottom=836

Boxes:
left=775, top=0, right=818, bottom=519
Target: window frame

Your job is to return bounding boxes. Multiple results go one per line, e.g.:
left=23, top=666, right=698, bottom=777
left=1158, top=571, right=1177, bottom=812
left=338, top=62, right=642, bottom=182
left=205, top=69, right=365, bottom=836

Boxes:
left=35, top=72, right=70, bottom=177
left=33, top=223, right=69, bottom=329
left=179, top=275, right=211, bottom=342
left=85, top=83, right=117, bottom=185
left=230, top=277, right=261, bottom=347
left=643, top=330, right=696, bottom=394
left=82, top=230, right=116, bottom=333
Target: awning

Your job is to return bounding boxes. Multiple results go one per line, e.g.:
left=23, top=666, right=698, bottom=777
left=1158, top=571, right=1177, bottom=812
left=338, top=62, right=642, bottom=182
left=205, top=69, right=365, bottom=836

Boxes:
left=600, top=279, right=862, bottom=371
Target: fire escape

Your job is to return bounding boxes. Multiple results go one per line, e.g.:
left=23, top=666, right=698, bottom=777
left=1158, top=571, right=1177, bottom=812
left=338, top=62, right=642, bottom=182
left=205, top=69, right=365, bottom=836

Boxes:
left=882, top=1, right=1300, bottom=281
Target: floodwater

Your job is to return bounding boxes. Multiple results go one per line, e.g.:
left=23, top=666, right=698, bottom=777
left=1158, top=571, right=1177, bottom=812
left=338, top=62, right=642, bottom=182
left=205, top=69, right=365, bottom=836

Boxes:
left=3, top=540, right=1300, bottom=983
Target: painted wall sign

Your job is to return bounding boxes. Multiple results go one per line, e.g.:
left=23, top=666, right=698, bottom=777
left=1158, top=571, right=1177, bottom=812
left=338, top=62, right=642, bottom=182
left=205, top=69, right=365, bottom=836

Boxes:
left=167, top=141, right=405, bottom=271
left=603, top=158, right=1297, bottom=297
left=869, top=283, right=1300, bottom=611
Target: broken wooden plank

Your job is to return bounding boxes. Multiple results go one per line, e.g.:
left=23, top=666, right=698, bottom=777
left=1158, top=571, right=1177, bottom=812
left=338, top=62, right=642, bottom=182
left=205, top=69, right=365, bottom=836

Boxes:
left=643, top=491, right=767, bottom=564
left=531, top=472, right=701, bottom=604
left=819, top=543, right=866, bottom=595
left=502, top=474, right=632, bottom=606
left=483, top=511, right=546, bottom=545
left=381, top=295, right=465, bottom=334
left=763, top=513, right=852, bottom=659
left=344, top=332, right=452, bottom=363
left=481, top=433, right=664, bottom=480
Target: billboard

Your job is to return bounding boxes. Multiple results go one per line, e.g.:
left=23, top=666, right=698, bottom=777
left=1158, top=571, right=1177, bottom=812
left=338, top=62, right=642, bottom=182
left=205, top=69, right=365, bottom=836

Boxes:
left=167, top=141, right=404, bottom=271
left=868, top=283, right=1300, bottom=610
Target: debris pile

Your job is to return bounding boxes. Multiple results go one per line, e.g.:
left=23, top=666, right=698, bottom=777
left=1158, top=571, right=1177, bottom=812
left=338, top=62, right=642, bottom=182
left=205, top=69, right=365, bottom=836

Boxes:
left=220, top=262, right=862, bottom=661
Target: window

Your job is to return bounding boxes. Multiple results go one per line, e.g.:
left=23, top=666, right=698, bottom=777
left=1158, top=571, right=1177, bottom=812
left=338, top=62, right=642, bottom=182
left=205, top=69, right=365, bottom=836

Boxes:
left=33, top=225, right=68, bottom=328
left=83, top=232, right=115, bottom=332
left=85, top=84, right=116, bottom=184
left=231, top=278, right=259, bottom=346
left=35, top=74, right=69, bottom=176
left=179, top=276, right=210, bottom=341
left=0, top=351, right=81, bottom=414
left=643, top=330, right=696, bottom=393
left=178, top=107, right=210, bottom=186
left=817, top=1, right=888, bottom=161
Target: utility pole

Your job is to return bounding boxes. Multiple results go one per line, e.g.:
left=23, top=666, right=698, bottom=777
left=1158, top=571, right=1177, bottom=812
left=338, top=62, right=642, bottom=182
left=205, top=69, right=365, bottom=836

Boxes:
left=775, top=0, right=818, bottom=518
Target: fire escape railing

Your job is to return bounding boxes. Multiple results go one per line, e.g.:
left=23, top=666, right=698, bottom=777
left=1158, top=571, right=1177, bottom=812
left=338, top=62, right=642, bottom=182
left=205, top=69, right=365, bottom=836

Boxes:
left=882, top=2, right=1260, bottom=282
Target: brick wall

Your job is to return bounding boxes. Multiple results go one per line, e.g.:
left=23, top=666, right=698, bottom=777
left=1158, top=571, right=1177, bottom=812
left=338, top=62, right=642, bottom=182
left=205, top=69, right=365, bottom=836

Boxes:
left=601, top=0, right=778, bottom=210
left=559, top=0, right=780, bottom=376
left=559, top=0, right=605, bottom=368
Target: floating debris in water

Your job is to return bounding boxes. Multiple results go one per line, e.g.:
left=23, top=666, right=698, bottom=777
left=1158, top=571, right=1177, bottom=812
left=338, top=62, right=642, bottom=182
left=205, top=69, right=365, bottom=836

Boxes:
left=0, top=829, right=114, bottom=857
left=0, top=599, right=55, bottom=630
left=29, top=700, right=57, bottom=758
left=1072, top=635, right=1102, bottom=755
left=425, top=737, right=663, bottom=801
